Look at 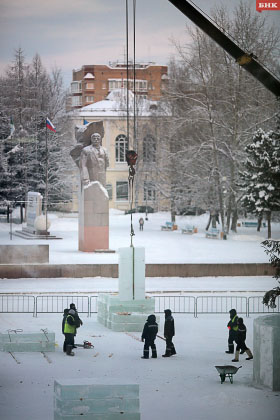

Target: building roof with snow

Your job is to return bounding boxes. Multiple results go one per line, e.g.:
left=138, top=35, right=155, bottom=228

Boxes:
left=72, top=89, right=168, bottom=118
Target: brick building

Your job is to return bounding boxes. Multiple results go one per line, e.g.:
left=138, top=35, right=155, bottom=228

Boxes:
left=70, top=62, right=168, bottom=108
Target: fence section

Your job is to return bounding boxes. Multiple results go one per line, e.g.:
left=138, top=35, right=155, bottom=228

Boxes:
left=153, top=295, right=196, bottom=316
left=1, top=294, right=280, bottom=318
left=0, top=295, right=35, bottom=316
left=196, top=296, right=248, bottom=317
left=248, top=296, right=280, bottom=316
left=35, top=296, right=90, bottom=317
left=90, top=296, right=98, bottom=315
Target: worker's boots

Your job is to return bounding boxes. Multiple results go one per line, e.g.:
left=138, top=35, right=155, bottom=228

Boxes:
left=141, top=349, right=149, bottom=359
left=225, top=344, right=234, bottom=354
left=66, top=345, right=75, bottom=356
left=151, top=349, right=157, bottom=359
left=245, top=349, right=253, bottom=360
left=232, top=350, right=240, bottom=362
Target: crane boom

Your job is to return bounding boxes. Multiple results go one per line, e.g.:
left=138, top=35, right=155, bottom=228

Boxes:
left=168, top=0, right=280, bottom=96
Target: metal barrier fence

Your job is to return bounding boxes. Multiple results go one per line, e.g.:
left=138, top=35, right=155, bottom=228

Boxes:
left=35, top=296, right=90, bottom=317
left=196, top=296, right=248, bottom=317
left=248, top=296, right=280, bottom=316
left=153, top=295, right=196, bottom=316
left=0, top=295, right=35, bottom=316
left=0, top=294, right=280, bottom=317
left=90, top=296, right=98, bottom=315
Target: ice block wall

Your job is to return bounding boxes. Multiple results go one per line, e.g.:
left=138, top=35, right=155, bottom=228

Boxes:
left=54, top=378, right=140, bottom=419
left=118, top=247, right=145, bottom=301
left=253, top=314, right=280, bottom=391
left=0, top=331, right=55, bottom=352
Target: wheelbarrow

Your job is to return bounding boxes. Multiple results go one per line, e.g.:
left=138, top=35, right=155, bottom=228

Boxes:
left=215, top=365, right=242, bottom=384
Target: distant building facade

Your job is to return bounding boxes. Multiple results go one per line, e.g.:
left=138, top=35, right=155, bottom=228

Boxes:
left=70, top=62, right=168, bottom=109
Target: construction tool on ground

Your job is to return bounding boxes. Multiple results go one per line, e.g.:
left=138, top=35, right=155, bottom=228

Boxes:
left=75, top=341, right=94, bottom=349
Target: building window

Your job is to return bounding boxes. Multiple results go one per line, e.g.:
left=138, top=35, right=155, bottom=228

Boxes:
left=115, top=134, right=128, bottom=162
left=137, top=80, right=147, bottom=91
left=144, top=181, right=156, bottom=201
left=86, top=83, right=94, bottom=90
left=106, top=184, right=113, bottom=200
left=116, top=181, right=128, bottom=200
left=109, top=80, right=122, bottom=90
left=71, top=81, right=82, bottom=93
left=108, top=79, right=147, bottom=92
left=102, top=82, right=107, bottom=89
left=85, top=96, right=94, bottom=102
left=72, top=96, right=82, bottom=106
left=143, top=134, right=156, bottom=163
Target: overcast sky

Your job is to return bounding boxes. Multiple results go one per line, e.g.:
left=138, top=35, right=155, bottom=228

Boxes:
left=0, top=0, right=279, bottom=87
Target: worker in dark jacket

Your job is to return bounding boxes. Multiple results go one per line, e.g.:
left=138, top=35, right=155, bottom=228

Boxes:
left=62, top=304, right=83, bottom=352
left=141, top=314, right=158, bottom=359
left=70, top=303, right=83, bottom=330
left=62, top=308, right=69, bottom=352
left=162, top=309, right=176, bottom=357
left=225, top=308, right=238, bottom=354
left=232, top=317, right=253, bottom=362
left=63, top=309, right=77, bottom=356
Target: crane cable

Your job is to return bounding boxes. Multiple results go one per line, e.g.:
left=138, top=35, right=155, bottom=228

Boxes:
left=125, top=0, right=138, bottom=248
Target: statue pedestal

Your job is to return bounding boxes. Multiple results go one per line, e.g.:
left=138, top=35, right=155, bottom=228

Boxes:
left=79, top=181, right=109, bottom=252
left=97, top=247, right=156, bottom=332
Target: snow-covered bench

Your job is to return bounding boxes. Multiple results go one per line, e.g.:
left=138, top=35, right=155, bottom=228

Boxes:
left=205, top=228, right=219, bottom=239
left=161, top=222, right=178, bottom=231
left=242, top=221, right=266, bottom=228
left=181, top=225, right=197, bottom=234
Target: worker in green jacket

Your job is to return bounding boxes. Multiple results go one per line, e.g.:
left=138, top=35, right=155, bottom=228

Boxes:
left=64, top=309, right=77, bottom=356
left=225, top=308, right=238, bottom=354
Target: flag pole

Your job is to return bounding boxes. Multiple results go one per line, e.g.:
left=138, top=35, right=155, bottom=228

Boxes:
left=45, top=120, right=48, bottom=233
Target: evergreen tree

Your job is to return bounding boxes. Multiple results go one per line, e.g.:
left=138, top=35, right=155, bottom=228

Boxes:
left=262, top=239, right=280, bottom=308
left=239, top=127, right=280, bottom=238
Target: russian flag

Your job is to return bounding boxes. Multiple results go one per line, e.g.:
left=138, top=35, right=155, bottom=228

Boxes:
left=46, top=117, right=56, bottom=132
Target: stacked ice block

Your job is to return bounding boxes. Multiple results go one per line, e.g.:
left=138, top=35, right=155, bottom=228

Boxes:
left=54, top=378, right=140, bottom=420
left=0, top=330, right=55, bottom=352
left=97, top=293, right=156, bottom=331
left=97, top=247, right=156, bottom=332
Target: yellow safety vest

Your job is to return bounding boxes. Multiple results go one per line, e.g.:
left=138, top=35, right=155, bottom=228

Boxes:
left=64, top=315, right=76, bottom=334
left=232, top=315, right=238, bottom=331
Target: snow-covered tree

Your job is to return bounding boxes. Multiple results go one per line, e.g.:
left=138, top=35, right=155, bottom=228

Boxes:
left=239, top=128, right=280, bottom=238
left=0, top=49, right=72, bottom=210
left=262, top=239, right=280, bottom=308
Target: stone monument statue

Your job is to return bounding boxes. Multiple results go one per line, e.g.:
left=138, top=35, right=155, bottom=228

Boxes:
left=79, top=132, right=109, bottom=187
left=70, top=121, right=110, bottom=252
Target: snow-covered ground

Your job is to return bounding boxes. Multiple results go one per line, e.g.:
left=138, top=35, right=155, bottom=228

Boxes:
left=0, top=210, right=279, bottom=264
left=0, top=211, right=279, bottom=419
left=1, top=309, right=280, bottom=420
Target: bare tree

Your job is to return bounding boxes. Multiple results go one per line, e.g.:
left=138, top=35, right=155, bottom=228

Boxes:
left=161, top=1, right=279, bottom=229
